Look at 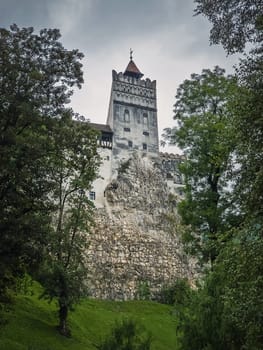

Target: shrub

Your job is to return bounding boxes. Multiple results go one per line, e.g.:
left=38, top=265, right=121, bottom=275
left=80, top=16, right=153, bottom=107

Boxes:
left=159, top=279, right=191, bottom=306
left=98, top=319, right=152, bottom=350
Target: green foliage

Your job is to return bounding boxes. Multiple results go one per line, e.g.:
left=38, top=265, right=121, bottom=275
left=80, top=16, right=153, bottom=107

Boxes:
left=194, top=0, right=263, bottom=54
left=218, top=223, right=263, bottom=349
left=135, top=282, right=151, bottom=301
left=170, top=3, right=263, bottom=349
left=194, top=0, right=263, bottom=224
left=177, top=224, right=263, bottom=350
left=0, top=24, right=84, bottom=309
left=177, top=272, right=227, bottom=350
left=231, top=46, right=263, bottom=219
left=164, top=66, right=239, bottom=263
left=159, top=279, right=191, bottom=306
left=28, top=346, right=52, bottom=350
left=0, top=287, right=179, bottom=350
left=36, top=114, right=100, bottom=336
left=98, top=319, right=152, bottom=350
left=0, top=24, right=100, bottom=336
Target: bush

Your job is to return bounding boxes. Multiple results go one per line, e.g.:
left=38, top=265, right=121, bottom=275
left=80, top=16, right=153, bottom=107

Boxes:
left=135, top=281, right=151, bottom=301
left=98, top=319, right=152, bottom=350
left=159, top=279, right=191, bottom=306
left=177, top=224, right=263, bottom=350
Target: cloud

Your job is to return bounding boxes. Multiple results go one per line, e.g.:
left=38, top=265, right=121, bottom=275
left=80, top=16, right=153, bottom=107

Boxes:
left=0, top=0, right=240, bottom=153
left=0, top=0, right=49, bottom=29
left=47, top=0, right=93, bottom=35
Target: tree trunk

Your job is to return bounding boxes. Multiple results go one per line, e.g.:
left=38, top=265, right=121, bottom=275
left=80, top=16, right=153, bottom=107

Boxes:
left=58, top=301, right=71, bottom=337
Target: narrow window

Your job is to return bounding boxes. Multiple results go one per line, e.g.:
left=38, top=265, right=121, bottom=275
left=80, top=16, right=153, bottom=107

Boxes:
left=143, top=143, right=147, bottom=151
left=128, top=140, right=133, bottom=148
left=124, top=109, right=130, bottom=123
left=114, top=104, right=120, bottom=120
left=89, top=191, right=96, bottom=201
left=151, top=114, right=157, bottom=126
left=143, top=113, right=148, bottom=126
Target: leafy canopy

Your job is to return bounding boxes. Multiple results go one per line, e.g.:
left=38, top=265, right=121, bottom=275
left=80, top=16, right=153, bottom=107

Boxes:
left=38, top=114, right=100, bottom=336
left=164, top=66, right=238, bottom=263
left=194, top=0, right=263, bottom=53
left=0, top=24, right=84, bottom=309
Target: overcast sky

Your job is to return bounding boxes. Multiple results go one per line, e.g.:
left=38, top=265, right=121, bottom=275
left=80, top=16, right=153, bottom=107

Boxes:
left=0, top=0, right=239, bottom=151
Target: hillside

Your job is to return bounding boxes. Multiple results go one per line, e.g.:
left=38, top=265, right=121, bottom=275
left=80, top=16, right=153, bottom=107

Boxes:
left=0, top=287, right=179, bottom=350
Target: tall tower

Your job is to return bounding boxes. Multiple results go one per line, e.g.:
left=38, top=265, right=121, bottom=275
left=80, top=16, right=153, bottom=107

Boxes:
left=107, top=53, right=159, bottom=176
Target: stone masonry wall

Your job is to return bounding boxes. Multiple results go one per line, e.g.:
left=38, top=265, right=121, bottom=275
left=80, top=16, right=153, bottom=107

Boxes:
left=86, top=154, right=196, bottom=300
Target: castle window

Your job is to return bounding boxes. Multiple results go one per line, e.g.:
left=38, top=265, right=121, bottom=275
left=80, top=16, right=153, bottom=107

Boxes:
left=143, top=143, right=147, bottom=151
left=128, top=140, right=133, bottom=148
left=151, top=114, right=157, bottom=126
left=143, top=131, right=149, bottom=136
left=89, top=191, right=96, bottom=201
left=124, top=127, right=130, bottom=132
left=114, top=104, right=120, bottom=120
left=177, top=188, right=184, bottom=196
left=124, top=109, right=130, bottom=123
left=175, top=174, right=183, bottom=184
left=143, top=113, right=148, bottom=126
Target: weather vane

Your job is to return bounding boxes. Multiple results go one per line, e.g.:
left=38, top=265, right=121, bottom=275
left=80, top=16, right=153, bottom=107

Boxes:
left=130, top=48, right=133, bottom=60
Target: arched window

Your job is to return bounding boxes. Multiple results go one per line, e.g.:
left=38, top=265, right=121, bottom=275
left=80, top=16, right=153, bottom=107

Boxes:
left=143, top=113, right=148, bottom=126
left=124, top=109, right=130, bottom=123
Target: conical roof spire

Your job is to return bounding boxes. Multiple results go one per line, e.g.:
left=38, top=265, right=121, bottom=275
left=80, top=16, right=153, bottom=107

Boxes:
left=123, top=49, right=144, bottom=79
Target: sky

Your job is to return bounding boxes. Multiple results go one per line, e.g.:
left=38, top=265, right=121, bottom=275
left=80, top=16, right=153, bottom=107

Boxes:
left=0, top=0, right=239, bottom=152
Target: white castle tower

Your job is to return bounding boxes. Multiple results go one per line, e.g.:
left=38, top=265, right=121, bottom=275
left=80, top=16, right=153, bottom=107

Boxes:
left=90, top=53, right=183, bottom=208
left=106, top=51, right=159, bottom=177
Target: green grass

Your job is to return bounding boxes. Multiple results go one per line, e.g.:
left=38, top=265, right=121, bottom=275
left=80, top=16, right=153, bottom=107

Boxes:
left=0, top=285, right=179, bottom=350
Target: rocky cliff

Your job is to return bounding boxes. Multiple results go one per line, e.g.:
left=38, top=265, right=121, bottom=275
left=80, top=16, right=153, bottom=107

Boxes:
left=86, top=154, right=196, bottom=300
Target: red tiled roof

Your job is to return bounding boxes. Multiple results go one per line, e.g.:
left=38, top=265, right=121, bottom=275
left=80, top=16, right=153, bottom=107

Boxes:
left=124, top=60, right=143, bottom=78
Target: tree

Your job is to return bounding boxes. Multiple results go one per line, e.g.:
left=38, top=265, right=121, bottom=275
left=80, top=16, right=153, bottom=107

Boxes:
left=163, top=67, right=239, bottom=264
left=178, top=222, right=263, bottom=350
left=194, top=1, right=263, bottom=218
left=194, top=0, right=263, bottom=54
left=38, top=113, right=100, bottom=336
left=0, top=25, right=83, bottom=307
left=175, top=4, right=263, bottom=349
left=194, top=0, right=263, bottom=217
left=231, top=46, right=263, bottom=219
left=218, top=222, right=263, bottom=349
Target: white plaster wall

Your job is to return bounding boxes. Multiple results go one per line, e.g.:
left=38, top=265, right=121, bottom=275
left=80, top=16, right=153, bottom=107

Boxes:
left=107, top=71, right=159, bottom=177
left=166, top=179, right=185, bottom=197
left=91, top=147, right=112, bottom=208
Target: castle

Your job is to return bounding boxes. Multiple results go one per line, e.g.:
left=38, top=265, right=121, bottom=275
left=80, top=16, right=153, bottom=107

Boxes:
left=90, top=54, right=184, bottom=208
left=84, top=55, right=194, bottom=300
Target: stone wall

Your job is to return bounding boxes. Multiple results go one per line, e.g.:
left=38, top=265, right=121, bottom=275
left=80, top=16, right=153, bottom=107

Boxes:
left=86, top=154, right=196, bottom=300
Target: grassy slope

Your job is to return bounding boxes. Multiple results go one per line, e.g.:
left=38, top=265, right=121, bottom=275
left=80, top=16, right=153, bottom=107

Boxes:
left=0, top=289, right=179, bottom=350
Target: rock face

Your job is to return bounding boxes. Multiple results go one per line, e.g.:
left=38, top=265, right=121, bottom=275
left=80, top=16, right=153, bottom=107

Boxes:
left=86, top=154, right=195, bottom=300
